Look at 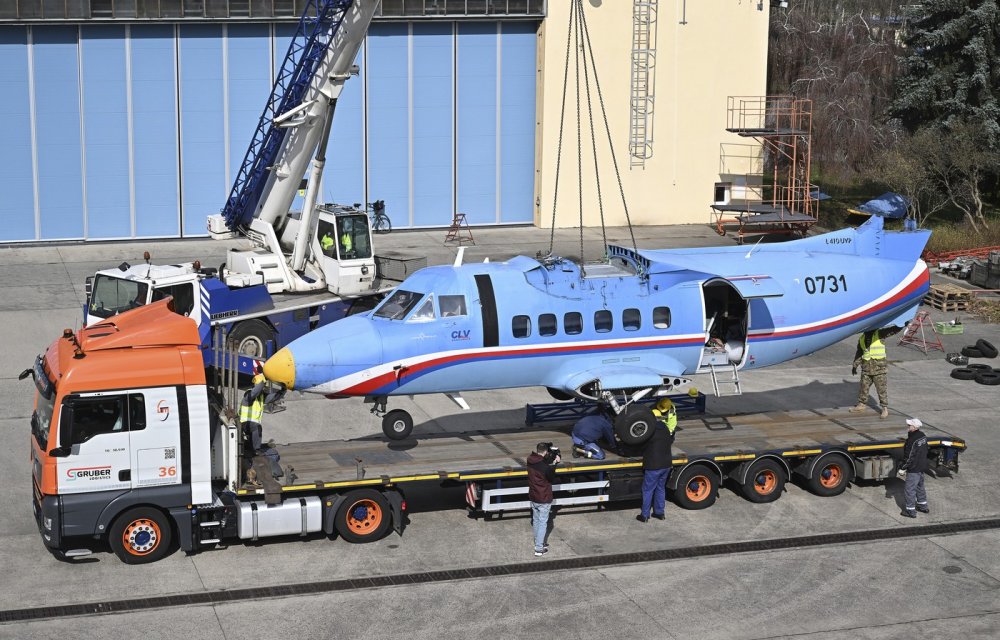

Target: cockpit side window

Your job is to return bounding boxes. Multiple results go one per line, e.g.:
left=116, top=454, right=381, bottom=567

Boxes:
left=374, top=289, right=423, bottom=320
left=439, top=295, right=467, bottom=317
left=408, top=295, right=436, bottom=323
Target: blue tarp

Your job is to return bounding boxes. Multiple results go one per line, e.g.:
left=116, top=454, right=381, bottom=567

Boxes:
left=850, top=192, right=910, bottom=219
left=809, top=188, right=832, bottom=201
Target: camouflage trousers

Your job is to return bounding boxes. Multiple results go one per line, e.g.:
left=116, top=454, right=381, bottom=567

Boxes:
left=857, top=362, right=888, bottom=408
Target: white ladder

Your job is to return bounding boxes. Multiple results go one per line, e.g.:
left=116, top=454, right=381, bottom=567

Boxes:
left=709, top=363, right=742, bottom=396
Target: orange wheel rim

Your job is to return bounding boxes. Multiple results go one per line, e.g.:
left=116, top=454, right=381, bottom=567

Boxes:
left=346, top=499, right=383, bottom=534
left=820, top=464, right=843, bottom=488
left=754, top=470, right=777, bottom=495
left=122, top=518, right=161, bottom=556
left=686, top=475, right=711, bottom=501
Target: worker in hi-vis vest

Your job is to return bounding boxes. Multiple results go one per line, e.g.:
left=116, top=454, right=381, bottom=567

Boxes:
left=638, top=398, right=678, bottom=523
left=320, top=232, right=335, bottom=257
left=850, top=327, right=901, bottom=419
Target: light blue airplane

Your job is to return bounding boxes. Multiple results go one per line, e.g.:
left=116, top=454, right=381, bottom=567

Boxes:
left=264, top=217, right=930, bottom=441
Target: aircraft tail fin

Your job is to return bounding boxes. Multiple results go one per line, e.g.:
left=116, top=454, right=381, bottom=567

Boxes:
left=808, top=216, right=931, bottom=262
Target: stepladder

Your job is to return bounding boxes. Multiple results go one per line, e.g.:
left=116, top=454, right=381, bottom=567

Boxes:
left=444, top=213, right=475, bottom=245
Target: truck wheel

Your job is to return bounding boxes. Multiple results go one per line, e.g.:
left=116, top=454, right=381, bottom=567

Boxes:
left=741, top=459, right=786, bottom=504
left=807, top=454, right=853, bottom=497
left=673, top=464, right=718, bottom=510
left=335, top=489, right=392, bottom=543
left=614, top=406, right=657, bottom=446
left=109, top=507, right=173, bottom=564
left=228, top=319, right=274, bottom=359
left=382, top=409, right=414, bottom=440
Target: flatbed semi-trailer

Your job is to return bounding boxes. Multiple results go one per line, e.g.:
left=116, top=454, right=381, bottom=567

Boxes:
left=26, top=303, right=965, bottom=564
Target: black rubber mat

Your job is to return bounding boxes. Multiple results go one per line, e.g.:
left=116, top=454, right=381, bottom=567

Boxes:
left=3, top=517, right=998, bottom=624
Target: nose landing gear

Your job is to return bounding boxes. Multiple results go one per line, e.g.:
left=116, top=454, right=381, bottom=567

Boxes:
left=369, top=396, right=414, bottom=440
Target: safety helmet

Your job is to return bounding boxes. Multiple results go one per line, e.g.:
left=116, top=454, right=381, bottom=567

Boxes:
left=688, top=387, right=699, bottom=397
left=656, top=398, right=674, bottom=412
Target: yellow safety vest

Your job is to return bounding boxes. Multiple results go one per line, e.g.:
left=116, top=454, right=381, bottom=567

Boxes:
left=652, top=408, right=677, bottom=434
left=240, top=394, right=264, bottom=424
left=860, top=333, right=886, bottom=361
left=341, top=233, right=352, bottom=253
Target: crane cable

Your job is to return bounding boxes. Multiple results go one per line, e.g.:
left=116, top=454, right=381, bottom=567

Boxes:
left=547, top=0, right=639, bottom=269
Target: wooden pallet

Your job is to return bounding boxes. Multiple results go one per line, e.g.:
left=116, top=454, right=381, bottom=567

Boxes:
left=925, top=283, right=972, bottom=311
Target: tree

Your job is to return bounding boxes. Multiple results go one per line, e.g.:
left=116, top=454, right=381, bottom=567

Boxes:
left=870, top=129, right=948, bottom=226
left=891, top=0, right=1000, bottom=146
left=921, top=122, right=999, bottom=230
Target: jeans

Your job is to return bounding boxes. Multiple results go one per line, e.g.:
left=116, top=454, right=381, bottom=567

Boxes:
left=903, top=471, right=927, bottom=511
left=641, top=468, right=671, bottom=518
left=530, top=501, right=551, bottom=551
left=571, top=435, right=606, bottom=460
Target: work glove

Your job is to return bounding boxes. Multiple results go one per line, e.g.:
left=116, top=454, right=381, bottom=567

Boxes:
left=896, top=469, right=907, bottom=480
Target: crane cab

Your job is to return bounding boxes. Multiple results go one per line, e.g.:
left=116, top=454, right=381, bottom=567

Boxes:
left=314, top=205, right=376, bottom=297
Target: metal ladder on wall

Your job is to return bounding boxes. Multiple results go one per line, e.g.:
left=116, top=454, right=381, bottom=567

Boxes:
left=709, top=363, right=743, bottom=396
left=220, top=0, right=354, bottom=230
left=629, top=0, right=657, bottom=168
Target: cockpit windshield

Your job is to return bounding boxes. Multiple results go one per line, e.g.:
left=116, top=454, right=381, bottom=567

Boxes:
left=374, top=289, right=423, bottom=320
left=89, top=275, right=148, bottom=319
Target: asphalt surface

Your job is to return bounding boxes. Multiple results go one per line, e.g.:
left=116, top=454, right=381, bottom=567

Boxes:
left=1, top=224, right=998, bottom=639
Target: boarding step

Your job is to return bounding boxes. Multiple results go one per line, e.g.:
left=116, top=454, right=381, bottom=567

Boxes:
left=709, top=362, right=742, bottom=396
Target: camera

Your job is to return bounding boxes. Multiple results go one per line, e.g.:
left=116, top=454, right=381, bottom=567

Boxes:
left=541, top=442, right=561, bottom=465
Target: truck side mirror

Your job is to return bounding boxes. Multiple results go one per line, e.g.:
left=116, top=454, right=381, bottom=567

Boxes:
left=18, top=368, right=33, bottom=381
left=85, top=276, right=94, bottom=298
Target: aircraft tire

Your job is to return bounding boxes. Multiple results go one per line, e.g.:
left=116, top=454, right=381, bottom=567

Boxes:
left=614, top=407, right=657, bottom=446
left=335, top=489, right=392, bottom=543
left=966, top=363, right=993, bottom=371
left=974, top=372, right=1000, bottom=386
left=382, top=409, right=414, bottom=440
left=673, top=464, right=719, bottom=510
left=961, top=346, right=984, bottom=359
left=975, top=339, right=998, bottom=359
left=741, top=459, right=786, bottom=504
left=950, top=368, right=978, bottom=381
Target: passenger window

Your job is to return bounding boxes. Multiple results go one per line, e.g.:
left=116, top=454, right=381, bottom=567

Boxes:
left=623, top=308, right=641, bottom=331
left=129, top=394, right=146, bottom=432
left=512, top=315, right=531, bottom=338
left=153, top=284, right=195, bottom=317
left=439, top=295, right=467, bottom=317
left=408, top=296, right=436, bottom=322
left=654, top=306, right=671, bottom=329
left=594, top=310, right=613, bottom=333
left=539, top=313, right=557, bottom=337
left=564, top=312, right=583, bottom=335
left=68, top=396, right=126, bottom=444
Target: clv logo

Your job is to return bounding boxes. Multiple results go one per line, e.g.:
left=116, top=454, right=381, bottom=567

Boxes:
left=451, top=330, right=471, bottom=341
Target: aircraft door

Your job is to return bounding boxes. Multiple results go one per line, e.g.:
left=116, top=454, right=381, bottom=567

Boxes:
left=473, top=275, right=499, bottom=348
left=701, top=280, right=749, bottom=368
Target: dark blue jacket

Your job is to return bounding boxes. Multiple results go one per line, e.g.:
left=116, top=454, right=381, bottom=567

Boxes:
left=572, top=415, right=615, bottom=445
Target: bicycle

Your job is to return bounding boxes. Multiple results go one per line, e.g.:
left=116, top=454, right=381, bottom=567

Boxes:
left=363, top=200, right=391, bottom=234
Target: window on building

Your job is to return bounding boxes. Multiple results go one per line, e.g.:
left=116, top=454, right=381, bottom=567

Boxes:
left=564, top=312, right=583, bottom=335
left=623, top=308, right=641, bottom=331
left=654, top=307, right=671, bottom=329
left=512, top=315, right=531, bottom=338
left=594, top=310, right=613, bottom=333
left=439, top=295, right=467, bottom=317
left=538, top=313, right=557, bottom=337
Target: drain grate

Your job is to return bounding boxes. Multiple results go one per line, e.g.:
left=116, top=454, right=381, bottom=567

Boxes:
left=3, top=517, right=998, bottom=624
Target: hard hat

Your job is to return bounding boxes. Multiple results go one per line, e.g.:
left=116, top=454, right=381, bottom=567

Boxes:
left=656, top=398, right=674, bottom=412
left=688, top=387, right=699, bottom=397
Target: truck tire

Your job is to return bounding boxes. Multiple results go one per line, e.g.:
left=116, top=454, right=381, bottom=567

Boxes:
left=961, top=346, right=984, bottom=359
left=228, top=319, right=274, bottom=359
left=614, top=406, right=657, bottom=446
left=975, top=339, right=998, bottom=359
left=950, top=368, right=978, bottom=381
left=741, top=458, right=786, bottom=504
left=335, top=489, right=392, bottom=543
left=109, top=507, right=173, bottom=564
left=966, top=363, right=993, bottom=371
left=382, top=409, right=414, bottom=440
left=673, top=464, right=718, bottom=510
left=974, top=371, right=1000, bottom=385
left=807, top=453, right=853, bottom=497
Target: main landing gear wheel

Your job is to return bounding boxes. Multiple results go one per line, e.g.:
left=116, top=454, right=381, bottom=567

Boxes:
left=614, top=406, right=657, bottom=446
left=741, top=459, right=786, bottom=504
left=807, top=454, right=853, bottom=497
left=335, top=489, right=392, bottom=543
left=382, top=409, right=414, bottom=440
left=109, top=507, right=173, bottom=564
left=673, top=464, right=719, bottom=510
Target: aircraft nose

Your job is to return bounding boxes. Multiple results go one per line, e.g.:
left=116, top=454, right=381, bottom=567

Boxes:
left=264, top=347, right=296, bottom=390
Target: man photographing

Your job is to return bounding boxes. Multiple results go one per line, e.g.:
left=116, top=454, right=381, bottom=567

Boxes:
left=527, top=442, right=561, bottom=557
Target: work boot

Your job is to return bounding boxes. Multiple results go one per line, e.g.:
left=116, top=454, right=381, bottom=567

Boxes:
left=849, top=404, right=867, bottom=413
left=880, top=407, right=890, bottom=419
left=916, top=505, right=930, bottom=514
left=900, top=509, right=917, bottom=519
left=636, top=515, right=648, bottom=523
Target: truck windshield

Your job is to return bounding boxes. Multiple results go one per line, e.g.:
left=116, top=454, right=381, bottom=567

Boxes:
left=374, top=289, right=423, bottom=320
left=89, top=275, right=148, bottom=319
left=336, top=214, right=373, bottom=260
left=30, top=356, right=56, bottom=449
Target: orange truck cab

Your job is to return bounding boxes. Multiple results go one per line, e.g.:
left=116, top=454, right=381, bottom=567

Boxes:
left=28, top=300, right=218, bottom=563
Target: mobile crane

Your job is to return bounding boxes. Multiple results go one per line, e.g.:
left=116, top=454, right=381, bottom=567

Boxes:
left=83, top=0, right=415, bottom=369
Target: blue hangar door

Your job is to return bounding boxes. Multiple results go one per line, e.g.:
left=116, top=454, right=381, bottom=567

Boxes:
left=0, top=21, right=538, bottom=243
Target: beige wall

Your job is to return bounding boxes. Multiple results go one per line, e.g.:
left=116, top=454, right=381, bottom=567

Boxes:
left=534, top=0, right=770, bottom=228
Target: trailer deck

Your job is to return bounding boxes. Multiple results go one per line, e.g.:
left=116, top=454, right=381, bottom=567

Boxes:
left=239, top=407, right=966, bottom=498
